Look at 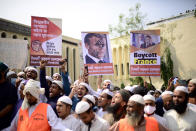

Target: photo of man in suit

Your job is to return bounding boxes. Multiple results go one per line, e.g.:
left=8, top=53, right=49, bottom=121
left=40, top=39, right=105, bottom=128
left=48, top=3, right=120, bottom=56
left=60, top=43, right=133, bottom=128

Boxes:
left=84, top=33, right=109, bottom=64
left=140, top=35, right=155, bottom=49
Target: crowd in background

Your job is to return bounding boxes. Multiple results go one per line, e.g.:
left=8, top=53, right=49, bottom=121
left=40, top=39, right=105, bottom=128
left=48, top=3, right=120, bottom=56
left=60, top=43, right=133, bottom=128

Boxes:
left=0, top=59, right=196, bottom=131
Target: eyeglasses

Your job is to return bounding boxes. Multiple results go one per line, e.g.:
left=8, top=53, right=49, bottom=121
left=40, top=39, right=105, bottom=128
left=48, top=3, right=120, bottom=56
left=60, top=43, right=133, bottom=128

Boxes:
left=95, top=40, right=105, bottom=48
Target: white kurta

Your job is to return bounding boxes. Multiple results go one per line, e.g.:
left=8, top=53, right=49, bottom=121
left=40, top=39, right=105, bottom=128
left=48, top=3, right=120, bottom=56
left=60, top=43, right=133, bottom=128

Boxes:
left=188, top=103, right=196, bottom=111
left=60, top=114, right=80, bottom=131
left=164, top=106, right=196, bottom=131
left=9, top=102, right=72, bottom=131
left=80, top=114, right=109, bottom=131
left=96, top=108, right=107, bottom=118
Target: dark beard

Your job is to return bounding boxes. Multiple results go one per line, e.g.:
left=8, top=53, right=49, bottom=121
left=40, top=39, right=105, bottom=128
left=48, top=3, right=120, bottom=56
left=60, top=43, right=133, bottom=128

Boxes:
left=29, top=101, right=37, bottom=106
left=171, top=100, right=188, bottom=114
left=106, top=103, right=122, bottom=121
left=189, top=88, right=196, bottom=97
left=106, top=103, right=121, bottom=113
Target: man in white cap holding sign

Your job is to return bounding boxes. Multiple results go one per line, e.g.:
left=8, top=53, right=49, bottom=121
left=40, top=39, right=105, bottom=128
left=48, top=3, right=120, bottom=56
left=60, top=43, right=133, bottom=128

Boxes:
left=97, top=78, right=113, bottom=94
left=47, top=80, right=64, bottom=114
left=56, top=95, right=80, bottom=131
left=164, top=86, right=196, bottom=131
left=10, top=79, right=70, bottom=131
left=75, top=101, right=109, bottom=131
left=143, top=95, right=168, bottom=129
left=110, top=94, right=168, bottom=131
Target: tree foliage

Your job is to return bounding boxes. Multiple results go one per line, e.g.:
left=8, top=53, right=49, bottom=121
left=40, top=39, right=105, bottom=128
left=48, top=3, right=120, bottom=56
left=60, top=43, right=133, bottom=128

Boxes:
left=129, top=77, right=144, bottom=86
left=160, top=47, right=174, bottom=90
left=121, top=82, right=125, bottom=89
left=109, top=3, right=146, bottom=37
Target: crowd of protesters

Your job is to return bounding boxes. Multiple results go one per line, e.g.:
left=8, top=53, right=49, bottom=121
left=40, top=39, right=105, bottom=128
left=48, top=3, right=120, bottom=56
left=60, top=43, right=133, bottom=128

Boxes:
left=0, top=59, right=196, bottom=131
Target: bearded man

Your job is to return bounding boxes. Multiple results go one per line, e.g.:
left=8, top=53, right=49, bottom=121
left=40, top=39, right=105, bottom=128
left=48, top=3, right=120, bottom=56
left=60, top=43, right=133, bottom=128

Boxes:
left=164, top=86, right=196, bottom=131
left=110, top=94, right=168, bottom=131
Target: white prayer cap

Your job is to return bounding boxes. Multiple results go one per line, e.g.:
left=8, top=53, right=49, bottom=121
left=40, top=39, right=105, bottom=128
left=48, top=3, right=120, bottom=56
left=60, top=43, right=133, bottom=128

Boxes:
left=93, top=92, right=100, bottom=98
left=189, top=79, right=196, bottom=84
left=6, top=71, right=16, bottom=77
left=143, top=95, right=155, bottom=102
left=22, top=79, right=45, bottom=110
left=129, top=94, right=145, bottom=105
left=155, top=89, right=162, bottom=94
left=75, top=101, right=90, bottom=114
left=52, top=80, right=63, bottom=89
left=17, top=72, right=25, bottom=77
left=83, top=94, right=95, bottom=105
left=102, top=89, right=114, bottom=97
left=161, top=91, right=173, bottom=97
left=24, top=66, right=31, bottom=72
left=23, top=79, right=44, bottom=98
left=124, top=85, right=135, bottom=93
left=104, top=79, right=111, bottom=84
left=147, top=90, right=154, bottom=95
left=174, top=86, right=188, bottom=94
left=46, top=76, right=53, bottom=82
left=58, top=95, right=72, bottom=105
left=74, top=80, right=79, bottom=86
left=132, top=85, right=139, bottom=88
left=27, top=67, right=38, bottom=75
left=53, top=73, right=61, bottom=77
left=79, top=82, right=90, bottom=91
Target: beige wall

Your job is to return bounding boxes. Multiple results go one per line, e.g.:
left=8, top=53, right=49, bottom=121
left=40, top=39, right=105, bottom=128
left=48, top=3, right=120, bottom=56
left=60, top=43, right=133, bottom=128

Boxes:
left=89, top=14, right=196, bottom=89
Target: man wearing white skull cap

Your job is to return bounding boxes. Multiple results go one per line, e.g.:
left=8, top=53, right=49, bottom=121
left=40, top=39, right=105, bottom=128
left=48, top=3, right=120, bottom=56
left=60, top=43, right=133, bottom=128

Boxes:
left=39, top=60, right=71, bottom=110
left=164, top=86, right=196, bottom=131
left=97, top=89, right=113, bottom=118
left=10, top=79, right=71, bottom=131
left=110, top=94, right=168, bottom=131
left=56, top=96, right=80, bottom=131
left=69, top=82, right=90, bottom=111
left=75, top=101, right=109, bottom=131
left=161, top=91, right=173, bottom=112
left=26, top=67, right=38, bottom=80
left=97, top=78, right=113, bottom=95
left=143, top=95, right=168, bottom=129
left=188, top=79, right=196, bottom=105
left=82, top=94, right=96, bottom=106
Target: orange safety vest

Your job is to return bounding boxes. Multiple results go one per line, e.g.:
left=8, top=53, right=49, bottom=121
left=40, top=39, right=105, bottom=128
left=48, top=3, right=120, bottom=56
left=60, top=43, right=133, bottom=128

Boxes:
left=17, top=103, right=51, bottom=131
left=119, top=117, right=159, bottom=131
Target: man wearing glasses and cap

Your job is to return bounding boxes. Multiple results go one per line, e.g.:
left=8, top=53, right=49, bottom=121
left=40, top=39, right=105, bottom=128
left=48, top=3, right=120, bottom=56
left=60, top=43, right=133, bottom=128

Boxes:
left=84, top=33, right=109, bottom=64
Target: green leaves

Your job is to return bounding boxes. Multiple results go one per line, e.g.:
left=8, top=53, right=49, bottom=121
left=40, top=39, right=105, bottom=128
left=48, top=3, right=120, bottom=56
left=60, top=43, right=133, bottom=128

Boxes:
left=109, top=3, right=146, bottom=38
left=160, top=47, right=174, bottom=90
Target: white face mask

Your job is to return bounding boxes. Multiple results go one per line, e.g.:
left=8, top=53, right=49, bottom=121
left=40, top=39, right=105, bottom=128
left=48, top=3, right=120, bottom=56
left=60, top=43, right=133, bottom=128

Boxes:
left=144, top=105, right=156, bottom=115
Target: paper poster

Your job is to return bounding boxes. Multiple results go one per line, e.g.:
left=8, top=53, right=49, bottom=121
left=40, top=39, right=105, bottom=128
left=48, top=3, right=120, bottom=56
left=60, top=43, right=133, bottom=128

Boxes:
left=130, top=30, right=160, bottom=76
left=81, top=32, right=114, bottom=75
left=30, top=16, right=62, bottom=66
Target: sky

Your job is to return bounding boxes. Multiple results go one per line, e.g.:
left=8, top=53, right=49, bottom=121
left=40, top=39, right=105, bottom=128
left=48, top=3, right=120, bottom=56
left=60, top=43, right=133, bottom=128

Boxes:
left=0, top=0, right=195, bottom=39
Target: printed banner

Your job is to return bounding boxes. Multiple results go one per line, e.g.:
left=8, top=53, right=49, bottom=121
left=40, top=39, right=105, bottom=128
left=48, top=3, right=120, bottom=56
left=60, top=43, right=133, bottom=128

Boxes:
left=81, top=32, right=114, bottom=75
left=130, top=30, right=160, bottom=76
left=30, top=16, right=62, bottom=66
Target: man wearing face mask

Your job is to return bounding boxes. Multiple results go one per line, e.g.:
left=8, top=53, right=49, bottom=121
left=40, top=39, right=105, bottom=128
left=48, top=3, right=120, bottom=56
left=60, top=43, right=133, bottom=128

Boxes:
left=110, top=94, right=168, bottom=131
left=143, top=95, right=168, bottom=129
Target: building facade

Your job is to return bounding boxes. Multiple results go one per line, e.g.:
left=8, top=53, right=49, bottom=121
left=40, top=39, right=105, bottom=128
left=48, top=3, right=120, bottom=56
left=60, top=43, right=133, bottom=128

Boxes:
left=97, top=11, right=196, bottom=89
